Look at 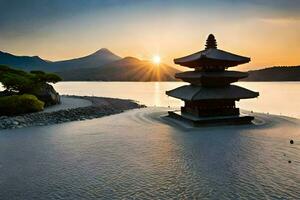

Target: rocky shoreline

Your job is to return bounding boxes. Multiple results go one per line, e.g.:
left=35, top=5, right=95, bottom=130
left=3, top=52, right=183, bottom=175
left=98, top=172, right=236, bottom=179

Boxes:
left=0, top=95, right=145, bottom=130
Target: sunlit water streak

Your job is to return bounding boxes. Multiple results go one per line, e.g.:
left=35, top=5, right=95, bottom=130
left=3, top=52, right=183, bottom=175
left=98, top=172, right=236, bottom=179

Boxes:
left=54, top=81, right=300, bottom=118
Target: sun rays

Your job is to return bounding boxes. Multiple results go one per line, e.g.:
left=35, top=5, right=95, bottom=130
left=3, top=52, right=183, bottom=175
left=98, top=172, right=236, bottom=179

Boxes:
left=152, top=55, right=161, bottom=65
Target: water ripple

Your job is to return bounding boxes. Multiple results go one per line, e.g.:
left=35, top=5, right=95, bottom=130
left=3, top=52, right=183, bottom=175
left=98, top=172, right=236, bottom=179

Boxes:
left=0, top=108, right=299, bottom=199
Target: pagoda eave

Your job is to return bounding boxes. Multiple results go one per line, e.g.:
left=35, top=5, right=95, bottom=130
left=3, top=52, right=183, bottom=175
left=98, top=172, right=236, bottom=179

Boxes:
left=174, top=48, right=250, bottom=68
left=167, top=110, right=255, bottom=126
left=175, top=70, right=248, bottom=86
left=175, top=71, right=248, bottom=79
left=166, top=85, right=259, bottom=101
left=174, top=57, right=249, bottom=68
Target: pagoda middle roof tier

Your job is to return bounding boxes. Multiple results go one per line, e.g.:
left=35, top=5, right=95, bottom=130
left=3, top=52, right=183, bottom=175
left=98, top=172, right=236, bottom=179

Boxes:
left=175, top=70, right=248, bottom=80
left=166, top=85, right=258, bottom=101
left=174, top=48, right=250, bottom=68
left=175, top=71, right=248, bottom=86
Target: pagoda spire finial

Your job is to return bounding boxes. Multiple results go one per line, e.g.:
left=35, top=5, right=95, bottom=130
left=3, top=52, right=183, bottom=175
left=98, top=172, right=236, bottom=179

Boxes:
left=205, top=34, right=217, bottom=49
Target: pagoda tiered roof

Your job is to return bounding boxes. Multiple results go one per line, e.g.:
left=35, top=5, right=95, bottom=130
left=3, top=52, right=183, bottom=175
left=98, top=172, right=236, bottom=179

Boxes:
left=174, top=48, right=250, bottom=68
left=175, top=70, right=248, bottom=86
left=166, top=85, right=258, bottom=101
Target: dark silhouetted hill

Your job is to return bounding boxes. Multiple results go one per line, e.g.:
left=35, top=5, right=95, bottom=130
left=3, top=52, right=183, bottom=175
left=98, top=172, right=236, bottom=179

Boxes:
left=52, top=48, right=121, bottom=71
left=243, top=66, right=300, bottom=81
left=57, top=57, right=180, bottom=81
left=0, top=51, right=51, bottom=70
left=0, top=48, right=121, bottom=72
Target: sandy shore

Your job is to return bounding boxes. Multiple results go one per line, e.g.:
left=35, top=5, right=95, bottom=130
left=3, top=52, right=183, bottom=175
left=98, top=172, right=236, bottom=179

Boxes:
left=41, top=96, right=92, bottom=113
left=0, top=95, right=145, bottom=129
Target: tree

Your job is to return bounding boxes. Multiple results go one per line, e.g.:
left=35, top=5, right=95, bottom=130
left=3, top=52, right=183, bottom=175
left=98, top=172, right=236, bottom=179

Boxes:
left=30, top=70, right=62, bottom=83
left=0, top=65, right=62, bottom=93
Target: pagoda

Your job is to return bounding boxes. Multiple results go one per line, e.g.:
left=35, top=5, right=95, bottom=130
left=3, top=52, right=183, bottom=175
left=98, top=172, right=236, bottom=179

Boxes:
left=166, top=34, right=259, bottom=126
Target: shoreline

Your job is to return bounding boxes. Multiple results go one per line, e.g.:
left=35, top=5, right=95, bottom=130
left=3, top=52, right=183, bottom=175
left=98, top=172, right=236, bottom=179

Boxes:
left=0, top=95, right=145, bottom=130
left=1, top=94, right=298, bottom=130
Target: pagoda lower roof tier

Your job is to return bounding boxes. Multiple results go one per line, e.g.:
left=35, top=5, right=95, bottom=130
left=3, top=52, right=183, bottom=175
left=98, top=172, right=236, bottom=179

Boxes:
left=166, top=85, right=259, bottom=101
left=175, top=70, right=248, bottom=86
left=167, top=111, right=255, bottom=126
left=174, top=48, right=250, bottom=68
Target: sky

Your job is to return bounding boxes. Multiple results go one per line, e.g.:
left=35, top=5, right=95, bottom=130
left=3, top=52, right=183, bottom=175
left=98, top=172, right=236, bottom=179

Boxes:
left=0, top=0, right=299, bottom=70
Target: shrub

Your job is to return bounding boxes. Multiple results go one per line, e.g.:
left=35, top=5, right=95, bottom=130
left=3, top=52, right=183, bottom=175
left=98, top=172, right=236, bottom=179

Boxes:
left=0, top=94, right=44, bottom=116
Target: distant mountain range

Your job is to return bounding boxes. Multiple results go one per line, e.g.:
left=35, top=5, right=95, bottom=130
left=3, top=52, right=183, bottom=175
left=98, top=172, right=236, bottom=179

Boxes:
left=0, top=51, right=51, bottom=71
left=52, top=48, right=122, bottom=71
left=0, top=50, right=299, bottom=81
left=0, top=48, right=121, bottom=71
left=244, top=66, right=300, bottom=81
left=0, top=49, right=179, bottom=81
left=57, top=57, right=179, bottom=81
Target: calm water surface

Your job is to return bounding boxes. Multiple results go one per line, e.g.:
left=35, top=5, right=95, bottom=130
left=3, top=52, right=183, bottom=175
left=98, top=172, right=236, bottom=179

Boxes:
left=55, top=81, right=300, bottom=118
left=0, top=108, right=299, bottom=199
left=0, top=82, right=299, bottom=199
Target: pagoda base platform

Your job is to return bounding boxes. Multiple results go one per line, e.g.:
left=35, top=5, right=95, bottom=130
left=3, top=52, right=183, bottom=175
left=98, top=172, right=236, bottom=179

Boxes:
left=167, top=110, right=254, bottom=127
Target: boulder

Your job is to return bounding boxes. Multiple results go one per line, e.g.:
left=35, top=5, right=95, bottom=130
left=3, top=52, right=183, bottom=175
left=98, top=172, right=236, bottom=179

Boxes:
left=34, top=83, right=60, bottom=106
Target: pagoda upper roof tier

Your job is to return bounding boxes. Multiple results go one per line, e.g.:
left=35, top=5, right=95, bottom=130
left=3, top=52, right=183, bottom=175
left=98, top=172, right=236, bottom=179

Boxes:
left=166, top=85, right=258, bottom=101
left=174, top=48, right=250, bottom=68
left=175, top=70, right=248, bottom=86
left=174, top=34, right=250, bottom=68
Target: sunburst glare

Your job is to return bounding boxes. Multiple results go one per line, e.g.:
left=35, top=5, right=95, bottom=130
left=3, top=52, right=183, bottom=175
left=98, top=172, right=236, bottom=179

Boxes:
left=152, top=55, right=161, bottom=65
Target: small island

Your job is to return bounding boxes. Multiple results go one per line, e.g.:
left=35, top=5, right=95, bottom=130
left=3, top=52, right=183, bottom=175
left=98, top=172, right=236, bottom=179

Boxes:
left=0, top=65, right=144, bottom=129
left=0, top=65, right=62, bottom=114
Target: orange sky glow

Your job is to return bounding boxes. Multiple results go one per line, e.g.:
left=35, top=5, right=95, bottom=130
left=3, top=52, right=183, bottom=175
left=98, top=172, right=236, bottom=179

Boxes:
left=0, top=1, right=299, bottom=71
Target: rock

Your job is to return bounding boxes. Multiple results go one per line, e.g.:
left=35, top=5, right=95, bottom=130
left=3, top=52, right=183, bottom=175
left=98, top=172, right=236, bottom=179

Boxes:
left=34, top=83, right=60, bottom=106
left=4, top=119, right=12, bottom=125
left=0, top=95, right=143, bottom=129
left=15, top=117, right=25, bottom=123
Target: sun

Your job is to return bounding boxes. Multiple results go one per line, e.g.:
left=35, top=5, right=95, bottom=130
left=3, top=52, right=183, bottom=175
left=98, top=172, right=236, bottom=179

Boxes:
left=152, top=55, right=161, bottom=65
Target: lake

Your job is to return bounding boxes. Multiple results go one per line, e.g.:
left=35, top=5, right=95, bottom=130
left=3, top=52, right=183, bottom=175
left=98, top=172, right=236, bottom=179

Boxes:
left=55, top=81, right=300, bottom=118
left=0, top=82, right=299, bottom=199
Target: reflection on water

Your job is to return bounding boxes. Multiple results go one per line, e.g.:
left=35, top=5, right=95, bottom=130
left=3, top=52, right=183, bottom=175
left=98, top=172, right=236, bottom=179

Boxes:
left=54, top=81, right=184, bottom=108
left=0, top=108, right=299, bottom=199
left=154, top=82, right=161, bottom=107
left=54, top=81, right=300, bottom=118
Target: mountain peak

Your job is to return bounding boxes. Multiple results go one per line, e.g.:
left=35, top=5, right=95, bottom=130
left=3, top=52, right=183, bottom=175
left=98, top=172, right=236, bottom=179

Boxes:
left=90, top=48, right=122, bottom=61
left=32, top=55, right=42, bottom=59
left=94, top=48, right=113, bottom=55
left=123, top=56, right=140, bottom=62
